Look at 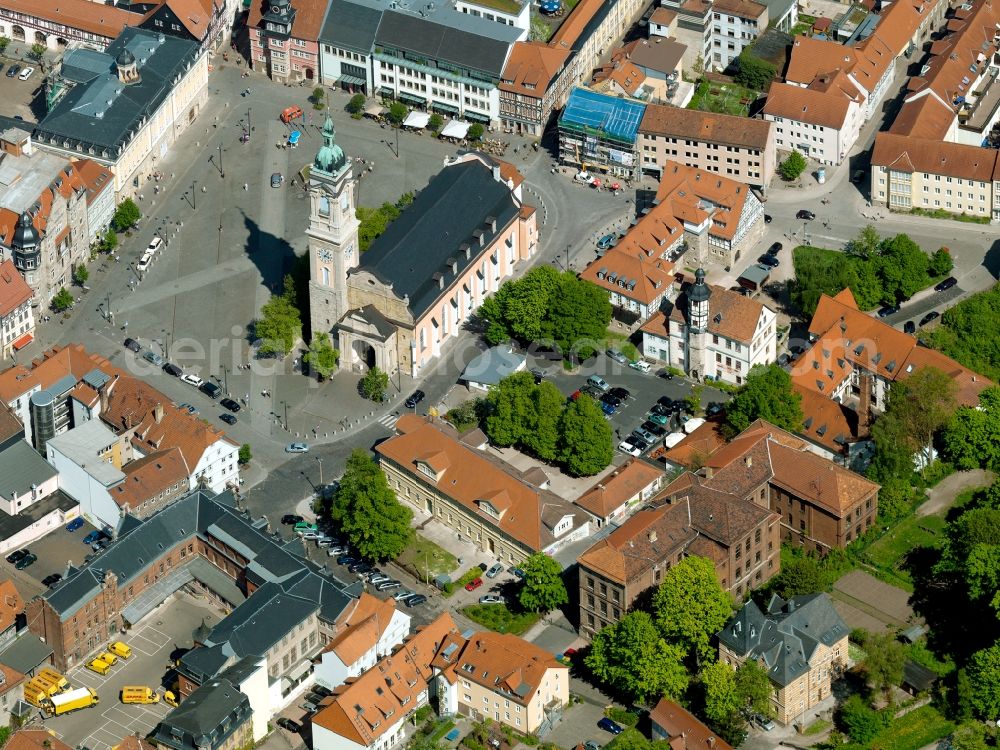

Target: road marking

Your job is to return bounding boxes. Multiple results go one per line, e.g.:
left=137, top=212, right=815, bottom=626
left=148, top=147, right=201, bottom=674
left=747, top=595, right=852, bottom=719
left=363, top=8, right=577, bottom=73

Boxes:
left=377, top=413, right=398, bottom=429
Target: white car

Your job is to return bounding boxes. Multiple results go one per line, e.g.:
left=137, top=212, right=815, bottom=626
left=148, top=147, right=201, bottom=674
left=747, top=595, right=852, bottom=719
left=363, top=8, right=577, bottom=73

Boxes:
left=618, top=440, right=641, bottom=456
left=629, top=360, right=651, bottom=373
left=136, top=252, right=153, bottom=272
left=18, top=67, right=33, bottom=81
left=479, top=595, right=505, bottom=605
left=181, top=373, right=204, bottom=387
left=146, top=236, right=163, bottom=254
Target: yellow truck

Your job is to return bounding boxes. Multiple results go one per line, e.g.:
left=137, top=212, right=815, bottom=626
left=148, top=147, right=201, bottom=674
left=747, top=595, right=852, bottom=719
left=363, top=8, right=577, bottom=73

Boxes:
left=120, top=686, right=159, bottom=705
left=109, top=641, right=132, bottom=659
left=164, top=688, right=179, bottom=707
left=98, top=651, right=118, bottom=667
left=48, top=687, right=99, bottom=716
left=85, top=657, right=111, bottom=676
left=35, top=667, right=69, bottom=693
left=26, top=676, right=58, bottom=698
left=23, top=682, right=50, bottom=708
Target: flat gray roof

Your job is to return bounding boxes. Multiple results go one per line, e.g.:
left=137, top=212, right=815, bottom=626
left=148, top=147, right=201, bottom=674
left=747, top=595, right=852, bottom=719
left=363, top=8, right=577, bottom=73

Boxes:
left=47, top=421, right=124, bottom=487
left=0, top=441, right=58, bottom=500
left=0, top=150, right=75, bottom=215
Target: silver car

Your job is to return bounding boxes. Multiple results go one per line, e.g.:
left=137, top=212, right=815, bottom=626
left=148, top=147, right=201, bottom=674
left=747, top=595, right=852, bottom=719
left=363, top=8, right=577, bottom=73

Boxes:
left=142, top=350, right=164, bottom=367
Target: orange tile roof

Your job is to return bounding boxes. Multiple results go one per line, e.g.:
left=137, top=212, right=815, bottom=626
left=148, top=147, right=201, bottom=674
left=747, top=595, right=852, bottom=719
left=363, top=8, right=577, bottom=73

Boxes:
left=650, top=699, right=735, bottom=750
left=785, top=36, right=862, bottom=86
left=607, top=59, right=647, bottom=96
left=6, top=731, right=74, bottom=750
left=0, top=663, right=25, bottom=698
left=159, top=0, right=218, bottom=41
left=579, top=250, right=675, bottom=305
left=312, top=614, right=458, bottom=746
left=763, top=81, right=855, bottom=129
left=112, top=736, right=157, bottom=750
left=549, top=0, right=602, bottom=50
left=110, top=448, right=190, bottom=510
left=664, top=282, right=771, bottom=344
left=0, top=344, right=116, bottom=403
left=793, top=384, right=859, bottom=454
left=376, top=417, right=584, bottom=551
left=74, top=159, right=116, bottom=207
left=0, top=579, right=23, bottom=634
left=888, top=91, right=955, bottom=140
left=873, top=131, right=1000, bottom=182
left=650, top=7, right=676, bottom=24
left=574, top=458, right=664, bottom=519
left=325, top=594, right=399, bottom=665
left=0, top=259, right=32, bottom=318
left=659, top=417, right=728, bottom=467
left=639, top=104, right=772, bottom=150
left=655, top=162, right=753, bottom=242
left=500, top=41, right=571, bottom=98
left=0, top=0, right=139, bottom=39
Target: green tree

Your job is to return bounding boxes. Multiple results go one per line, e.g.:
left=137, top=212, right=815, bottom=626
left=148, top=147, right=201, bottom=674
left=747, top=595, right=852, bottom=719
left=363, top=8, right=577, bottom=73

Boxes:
left=101, top=227, right=118, bottom=253
left=428, top=113, right=444, bottom=133
left=484, top=371, right=536, bottom=447
left=523, top=381, right=564, bottom=461
left=332, top=450, right=413, bottom=560
left=347, top=93, right=366, bottom=115
left=966, top=642, right=1000, bottom=719
left=880, top=233, right=930, bottom=302
left=529, top=16, right=551, bottom=41
left=51, top=288, right=73, bottom=312
left=518, top=553, right=568, bottom=613
left=930, top=247, right=954, bottom=277
left=557, top=395, right=613, bottom=476
left=304, top=332, right=339, bottom=380
left=701, top=660, right=741, bottom=725
left=544, top=276, right=612, bottom=360
left=653, top=556, right=733, bottom=665
left=238, top=444, right=252, bottom=464
left=685, top=384, right=704, bottom=416
left=943, top=387, right=1000, bottom=471
left=72, top=264, right=89, bottom=286
left=725, top=364, right=803, bottom=434
left=360, top=366, right=390, bottom=402
left=872, top=367, right=957, bottom=475
left=837, top=694, right=888, bottom=744
left=951, top=721, right=992, bottom=750
left=926, top=285, right=1000, bottom=382
left=112, top=198, right=141, bottom=231
left=28, top=43, right=45, bottom=61
left=468, top=123, right=485, bottom=141
left=767, top=552, right=824, bottom=599
left=861, top=631, right=906, bottom=701
left=937, top=506, right=1000, bottom=615
left=255, top=275, right=301, bottom=357
left=779, top=150, right=807, bottom=181
left=732, top=50, right=776, bottom=90
left=485, top=265, right=562, bottom=342
left=585, top=611, right=689, bottom=703
left=388, top=101, right=408, bottom=125
left=311, top=86, right=325, bottom=109
left=0, top=37, right=10, bottom=55
left=735, top=660, right=773, bottom=717
left=847, top=224, right=881, bottom=260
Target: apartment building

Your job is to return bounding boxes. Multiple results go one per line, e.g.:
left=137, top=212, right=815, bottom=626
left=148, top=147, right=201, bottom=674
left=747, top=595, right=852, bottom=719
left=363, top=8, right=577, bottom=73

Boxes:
left=0, top=0, right=138, bottom=51
left=558, top=87, right=645, bottom=178
left=574, top=458, right=666, bottom=528
left=314, top=594, right=411, bottom=689
left=433, top=630, right=568, bottom=734
left=709, top=0, right=767, bottom=71
left=249, top=0, right=324, bottom=83
left=717, top=594, right=849, bottom=725
left=499, top=41, right=573, bottom=136
left=640, top=270, right=776, bottom=384
left=638, top=104, right=775, bottom=189
left=579, top=251, right=675, bottom=325
left=549, top=0, right=648, bottom=93
left=763, top=79, right=865, bottom=166
left=377, top=415, right=590, bottom=563
left=456, top=0, right=531, bottom=30
left=650, top=699, right=735, bottom=750
left=153, top=679, right=254, bottom=750
left=0, top=259, right=33, bottom=358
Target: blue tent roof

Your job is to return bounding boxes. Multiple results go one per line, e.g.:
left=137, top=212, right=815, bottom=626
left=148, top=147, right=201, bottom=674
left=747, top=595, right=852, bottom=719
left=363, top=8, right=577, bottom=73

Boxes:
left=559, top=87, right=645, bottom=144
left=288, top=130, right=301, bottom=145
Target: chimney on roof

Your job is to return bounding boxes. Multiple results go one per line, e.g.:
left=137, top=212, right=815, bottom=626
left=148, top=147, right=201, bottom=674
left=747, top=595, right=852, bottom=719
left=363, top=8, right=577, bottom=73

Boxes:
left=744, top=455, right=752, bottom=467
left=648, top=529, right=657, bottom=543
left=707, top=737, right=716, bottom=748
left=493, top=164, right=502, bottom=182
left=154, top=402, right=164, bottom=424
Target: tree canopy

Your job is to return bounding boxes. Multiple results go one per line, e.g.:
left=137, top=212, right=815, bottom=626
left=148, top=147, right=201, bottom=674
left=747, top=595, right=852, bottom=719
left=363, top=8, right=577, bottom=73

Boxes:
left=112, top=198, right=141, bottom=232
left=557, top=394, right=613, bottom=476
left=965, top=641, right=1000, bottom=720
left=926, top=284, right=1000, bottom=382
left=943, top=386, right=1000, bottom=472
left=51, top=288, right=74, bottom=312
left=518, top=553, right=568, bottom=613
left=778, top=150, right=807, bottom=181
left=360, top=366, right=389, bottom=402
left=859, top=631, right=907, bottom=701
left=725, top=364, right=803, bottom=434
left=733, top=50, right=776, bottom=90
left=653, top=556, right=733, bottom=665
left=332, top=450, right=413, bottom=560
left=304, top=332, right=339, bottom=380
left=255, top=275, right=302, bottom=357
left=585, top=611, right=689, bottom=703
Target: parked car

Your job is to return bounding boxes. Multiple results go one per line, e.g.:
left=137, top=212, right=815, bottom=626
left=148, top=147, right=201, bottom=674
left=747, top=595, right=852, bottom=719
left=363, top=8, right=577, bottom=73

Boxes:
left=42, top=574, right=62, bottom=587
left=755, top=714, right=776, bottom=731
left=796, top=209, right=816, bottom=220
left=15, top=553, right=36, bottom=570
left=136, top=253, right=153, bottom=273
left=935, top=276, right=958, bottom=292
left=767, top=242, right=782, bottom=255
left=311, top=685, right=333, bottom=698
left=465, top=577, right=484, bottom=591
left=300, top=701, right=318, bottom=713
left=124, top=338, right=141, bottom=352
left=66, top=518, right=85, bottom=532
left=394, top=590, right=417, bottom=601
left=647, top=411, right=669, bottom=426
left=404, top=390, right=425, bottom=408
left=271, top=172, right=284, bottom=188
left=220, top=398, right=241, bottom=412
left=286, top=442, right=309, bottom=453
left=146, top=236, right=163, bottom=254
left=142, top=350, right=164, bottom=366
left=606, top=349, right=628, bottom=365
left=276, top=719, right=301, bottom=733
left=641, top=420, right=666, bottom=437
left=609, top=387, right=630, bottom=401
left=17, top=67, right=33, bottom=81
left=349, top=561, right=374, bottom=574
left=919, top=311, right=941, bottom=327
left=878, top=304, right=900, bottom=318
left=181, top=373, right=204, bottom=387
left=479, top=595, right=505, bottom=605
left=628, top=360, right=651, bottom=372
left=631, top=436, right=650, bottom=452
left=83, top=531, right=104, bottom=545
left=601, top=393, right=621, bottom=408
left=632, top=426, right=656, bottom=444
left=200, top=382, right=222, bottom=399
left=485, top=563, right=504, bottom=578
left=758, top=254, right=780, bottom=268
left=375, top=579, right=401, bottom=591
left=281, top=514, right=304, bottom=525
left=509, top=566, right=525, bottom=579
left=5, top=549, right=28, bottom=564
left=600, top=400, right=617, bottom=417
left=598, top=718, right=624, bottom=735
left=219, top=413, right=237, bottom=425
left=584, top=742, right=601, bottom=750
left=163, top=362, right=183, bottom=377
left=596, top=234, right=615, bottom=250
left=336, top=554, right=357, bottom=566
left=177, top=403, right=199, bottom=415
left=404, top=594, right=427, bottom=606
left=5, top=65, right=20, bottom=78
left=618, top=440, right=641, bottom=456
left=587, top=375, right=610, bottom=391
left=650, top=403, right=671, bottom=417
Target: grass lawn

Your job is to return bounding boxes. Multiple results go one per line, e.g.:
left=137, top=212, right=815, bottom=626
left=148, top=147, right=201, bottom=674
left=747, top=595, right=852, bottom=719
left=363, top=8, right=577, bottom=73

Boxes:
left=605, top=331, right=639, bottom=361
left=395, top=534, right=458, bottom=584
left=687, top=79, right=756, bottom=117
left=862, top=515, right=946, bottom=587
left=442, top=566, right=485, bottom=598
left=803, top=718, right=832, bottom=735
left=869, top=706, right=954, bottom=750
left=461, top=604, right=542, bottom=635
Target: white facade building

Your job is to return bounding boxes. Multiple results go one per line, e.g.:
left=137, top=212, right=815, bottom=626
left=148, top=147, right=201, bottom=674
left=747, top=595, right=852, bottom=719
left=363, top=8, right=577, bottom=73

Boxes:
left=763, top=80, right=865, bottom=166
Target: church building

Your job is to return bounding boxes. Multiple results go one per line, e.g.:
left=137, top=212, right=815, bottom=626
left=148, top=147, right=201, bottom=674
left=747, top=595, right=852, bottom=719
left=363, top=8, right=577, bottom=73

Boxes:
left=306, top=118, right=538, bottom=377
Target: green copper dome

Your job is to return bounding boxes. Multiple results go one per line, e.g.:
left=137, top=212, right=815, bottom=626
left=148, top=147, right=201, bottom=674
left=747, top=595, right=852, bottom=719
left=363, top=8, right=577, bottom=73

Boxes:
left=314, top=116, right=347, bottom=176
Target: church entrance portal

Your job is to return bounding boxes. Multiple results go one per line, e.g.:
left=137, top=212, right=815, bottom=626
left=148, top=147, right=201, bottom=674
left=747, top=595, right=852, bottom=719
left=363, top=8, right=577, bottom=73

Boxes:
left=352, top=340, right=376, bottom=371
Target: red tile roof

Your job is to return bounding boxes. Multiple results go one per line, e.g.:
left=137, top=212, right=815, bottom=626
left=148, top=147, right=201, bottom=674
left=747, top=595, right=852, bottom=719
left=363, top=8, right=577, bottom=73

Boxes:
left=574, top=458, right=664, bottom=519
left=763, top=81, right=856, bottom=129
left=0, top=259, right=32, bottom=318
left=500, top=42, right=571, bottom=98
left=0, top=0, right=139, bottom=40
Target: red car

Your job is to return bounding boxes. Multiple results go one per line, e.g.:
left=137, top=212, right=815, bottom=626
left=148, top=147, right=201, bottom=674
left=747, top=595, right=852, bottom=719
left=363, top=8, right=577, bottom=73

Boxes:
left=465, top=577, right=483, bottom=592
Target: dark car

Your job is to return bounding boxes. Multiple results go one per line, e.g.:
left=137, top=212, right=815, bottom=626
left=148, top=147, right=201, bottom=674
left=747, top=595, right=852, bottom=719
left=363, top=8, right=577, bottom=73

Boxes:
left=609, top=386, right=630, bottom=401
left=83, top=530, right=104, bottom=545
left=796, top=209, right=816, bottom=220
left=878, top=304, right=900, bottom=318
left=220, top=398, right=241, bottom=412
left=5, top=549, right=28, bottom=564
left=15, top=553, right=36, bottom=570
left=600, top=393, right=621, bottom=408
left=312, top=685, right=334, bottom=698
left=124, top=337, right=141, bottom=352
left=66, top=517, right=85, bottom=532
left=904, top=320, right=917, bottom=334
left=219, top=413, right=237, bottom=425
left=282, top=514, right=304, bottom=525
left=935, top=276, right=958, bottom=292
left=276, top=719, right=301, bottom=733
left=641, top=420, right=666, bottom=437
left=42, top=573, right=62, bottom=587
left=6, top=65, right=20, bottom=78
left=598, top=718, right=624, bottom=735
left=631, top=436, right=650, bottom=452
left=767, top=242, right=782, bottom=255
left=404, top=594, right=427, bottom=606
left=200, top=381, right=222, bottom=399
left=404, top=390, right=425, bottom=408
left=650, top=403, right=671, bottom=417
left=920, top=310, right=941, bottom=327
left=657, top=395, right=676, bottom=409
left=306, top=693, right=326, bottom=705
left=163, top=362, right=183, bottom=377
left=349, top=561, right=373, bottom=574
left=336, top=554, right=357, bottom=566
left=758, top=254, right=780, bottom=268
left=764, top=214, right=772, bottom=224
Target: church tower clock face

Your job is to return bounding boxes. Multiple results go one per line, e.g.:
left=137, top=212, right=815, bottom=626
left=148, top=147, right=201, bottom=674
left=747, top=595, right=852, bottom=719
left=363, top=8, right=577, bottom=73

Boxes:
left=319, top=249, right=333, bottom=262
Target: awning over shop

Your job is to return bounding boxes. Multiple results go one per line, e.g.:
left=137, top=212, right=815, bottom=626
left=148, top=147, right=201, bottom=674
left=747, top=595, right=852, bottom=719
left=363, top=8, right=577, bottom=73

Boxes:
left=441, top=120, right=471, bottom=139
left=377, top=86, right=394, bottom=97
left=398, top=92, right=426, bottom=106
left=403, top=111, right=431, bottom=129
left=337, top=74, right=366, bottom=86
left=287, top=659, right=312, bottom=683
left=431, top=101, right=460, bottom=115
left=11, top=333, right=32, bottom=350
left=364, top=102, right=385, bottom=117
left=465, top=110, right=490, bottom=123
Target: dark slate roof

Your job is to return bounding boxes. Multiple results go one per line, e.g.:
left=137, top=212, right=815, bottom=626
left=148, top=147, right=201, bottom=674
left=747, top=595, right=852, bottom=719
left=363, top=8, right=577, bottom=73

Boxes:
left=374, top=9, right=513, bottom=77
left=202, top=581, right=318, bottom=657
left=177, top=643, right=233, bottom=685
left=716, top=594, right=848, bottom=686
left=358, top=160, right=519, bottom=318
left=35, top=27, right=201, bottom=157
left=153, top=678, right=252, bottom=750
left=219, top=656, right=263, bottom=687
left=902, top=659, right=938, bottom=691
left=0, top=633, right=53, bottom=674
left=319, top=0, right=384, bottom=51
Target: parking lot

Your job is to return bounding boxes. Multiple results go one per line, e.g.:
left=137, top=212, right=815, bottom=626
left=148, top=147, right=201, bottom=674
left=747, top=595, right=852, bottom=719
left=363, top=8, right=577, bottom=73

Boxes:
left=45, top=594, right=223, bottom=750
left=0, top=56, right=43, bottom=122
left=6, top=516, right=104, bottom=588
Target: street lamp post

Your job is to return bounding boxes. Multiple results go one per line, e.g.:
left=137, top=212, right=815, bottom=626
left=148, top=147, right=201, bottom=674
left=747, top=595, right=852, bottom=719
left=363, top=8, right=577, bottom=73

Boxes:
left=317, top=457, right=323, bottom=486
left=247, top=107, right=252, bottom=133
left=218, top=143, right=225, bottom=178
left=284, top=400, right=289, bottom=430
left=221, top=365, right=228, bottom=395
left=192, top=180, right=197, bottom=210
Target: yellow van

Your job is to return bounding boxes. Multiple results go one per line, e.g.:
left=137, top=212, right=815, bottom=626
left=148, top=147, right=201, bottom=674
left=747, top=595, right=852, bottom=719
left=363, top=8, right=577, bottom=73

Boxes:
left=163, top=690, right=179, bottom=707
left=24, top=683, right=50, bottom=708
left=85, top=658, right=111, bottom=675
left=98, top=651, right=118, bottom=667
left=29, top=675, right=60, bottom=698
left=109, top=641, right=132, bottom=659
left=120, top=686, right=159, bottom=704
left=37, top=667, right=68, bottom=693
